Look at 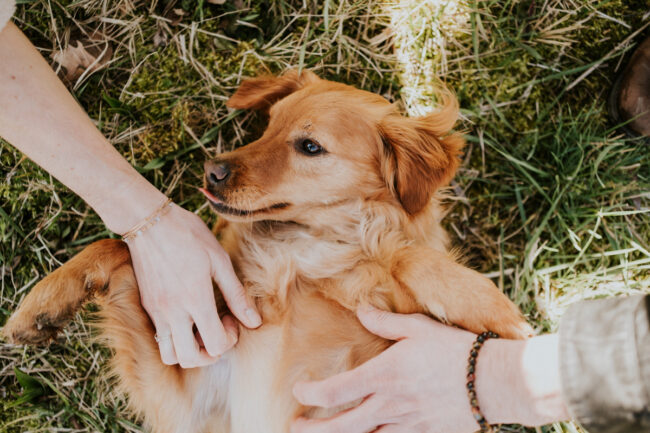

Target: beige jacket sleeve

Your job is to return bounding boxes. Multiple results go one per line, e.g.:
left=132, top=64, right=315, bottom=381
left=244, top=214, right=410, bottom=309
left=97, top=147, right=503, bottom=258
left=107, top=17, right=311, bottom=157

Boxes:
left=0, top=0, right=15, bottom=33
left=560, top=294, right=650, bottom=433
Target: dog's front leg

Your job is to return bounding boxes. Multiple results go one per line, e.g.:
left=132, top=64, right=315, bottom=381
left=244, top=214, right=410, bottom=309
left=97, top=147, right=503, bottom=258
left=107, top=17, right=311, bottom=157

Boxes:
left=393, top=247, right=534, bottom=339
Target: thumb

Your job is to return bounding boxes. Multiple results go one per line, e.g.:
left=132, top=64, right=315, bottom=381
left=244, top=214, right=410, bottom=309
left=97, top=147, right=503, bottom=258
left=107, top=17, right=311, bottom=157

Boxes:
left=356, top=306, right=424, bottom=341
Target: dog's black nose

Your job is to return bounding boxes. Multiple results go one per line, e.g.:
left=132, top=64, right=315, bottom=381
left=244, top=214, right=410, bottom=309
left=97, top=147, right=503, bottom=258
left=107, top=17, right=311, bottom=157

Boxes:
left=206, top=161, right=231, bottom=185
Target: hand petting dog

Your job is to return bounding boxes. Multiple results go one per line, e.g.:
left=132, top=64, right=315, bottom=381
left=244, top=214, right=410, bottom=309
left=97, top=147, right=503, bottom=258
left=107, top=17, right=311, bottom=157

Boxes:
left=292, top=307, right=567, bottom=433
left=128, top=204, right=262, bottom=368
left=0, top=22, right=262, bottom=369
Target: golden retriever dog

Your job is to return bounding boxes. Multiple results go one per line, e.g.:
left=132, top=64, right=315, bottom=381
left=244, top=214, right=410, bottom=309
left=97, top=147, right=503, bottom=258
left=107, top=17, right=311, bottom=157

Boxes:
left=4, top=70, right=532, bottom=433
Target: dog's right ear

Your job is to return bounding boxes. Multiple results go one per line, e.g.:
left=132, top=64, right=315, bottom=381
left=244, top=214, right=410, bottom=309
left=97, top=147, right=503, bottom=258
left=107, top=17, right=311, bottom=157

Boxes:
left=379, top=90, right=465, bottom=215
left=226, top=69, right=320, bottom=111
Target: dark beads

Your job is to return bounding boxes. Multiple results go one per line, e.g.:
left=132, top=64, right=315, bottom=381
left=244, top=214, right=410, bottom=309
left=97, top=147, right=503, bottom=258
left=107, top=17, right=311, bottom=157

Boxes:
left=466, top=331, right=499, bottom=433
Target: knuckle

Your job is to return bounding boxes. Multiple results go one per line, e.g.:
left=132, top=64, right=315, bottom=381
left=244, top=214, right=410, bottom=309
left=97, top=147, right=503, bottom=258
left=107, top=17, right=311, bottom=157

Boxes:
left=195, top=305, right=218, bottom=323
left=151, top=296, right=172, bottom=313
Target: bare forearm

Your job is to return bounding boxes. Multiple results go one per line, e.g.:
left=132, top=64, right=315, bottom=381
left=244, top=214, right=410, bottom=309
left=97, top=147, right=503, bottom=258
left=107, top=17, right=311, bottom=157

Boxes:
left=477, top=334, right=570, bottom=426
left=0, top=23, right=164, bottom=233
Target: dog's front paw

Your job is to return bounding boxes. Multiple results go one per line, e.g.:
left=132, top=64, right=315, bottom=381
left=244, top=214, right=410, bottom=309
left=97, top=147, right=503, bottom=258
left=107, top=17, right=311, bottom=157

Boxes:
left=487, top=313, right=535, bottom=340
left=3, top=310, right=68, bottom=345
left=3, top=265, right=89, bottom=345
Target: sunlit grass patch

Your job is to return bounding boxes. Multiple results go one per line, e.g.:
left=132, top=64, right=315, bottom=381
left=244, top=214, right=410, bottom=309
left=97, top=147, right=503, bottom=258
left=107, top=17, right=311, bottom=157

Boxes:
left=389, top=2, right=648, bottom=430
left=386, top=0, right=470, bottom=115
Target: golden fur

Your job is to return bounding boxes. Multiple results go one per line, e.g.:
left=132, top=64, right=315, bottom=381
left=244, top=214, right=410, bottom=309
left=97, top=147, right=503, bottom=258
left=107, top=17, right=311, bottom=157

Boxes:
left=4, top=70, right=532, bottom=433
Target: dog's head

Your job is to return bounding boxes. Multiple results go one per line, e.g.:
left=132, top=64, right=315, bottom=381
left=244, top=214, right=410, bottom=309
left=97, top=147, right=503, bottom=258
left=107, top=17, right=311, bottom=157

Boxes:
left=201, top=70, right=464, bottom=223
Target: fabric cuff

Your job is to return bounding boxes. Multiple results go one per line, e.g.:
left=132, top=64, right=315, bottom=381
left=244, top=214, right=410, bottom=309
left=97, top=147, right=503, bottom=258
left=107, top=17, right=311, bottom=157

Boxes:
left=559, top=295, right=650, bottom=433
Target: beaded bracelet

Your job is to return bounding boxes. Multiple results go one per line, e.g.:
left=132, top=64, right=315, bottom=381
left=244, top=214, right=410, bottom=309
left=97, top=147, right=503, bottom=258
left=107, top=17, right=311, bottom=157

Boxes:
left=121, top=197, right=174, bottom=242
left=466, top=331, right=499, bottom=432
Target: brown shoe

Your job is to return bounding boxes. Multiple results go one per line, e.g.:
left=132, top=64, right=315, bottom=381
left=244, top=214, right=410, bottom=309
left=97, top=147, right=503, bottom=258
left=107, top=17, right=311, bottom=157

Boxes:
left=610, top=36, right=650, bottom=138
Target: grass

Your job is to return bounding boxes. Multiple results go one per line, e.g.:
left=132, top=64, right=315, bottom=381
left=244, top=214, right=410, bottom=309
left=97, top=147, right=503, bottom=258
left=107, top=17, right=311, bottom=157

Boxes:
left=1, top=0, right=648, bottom=431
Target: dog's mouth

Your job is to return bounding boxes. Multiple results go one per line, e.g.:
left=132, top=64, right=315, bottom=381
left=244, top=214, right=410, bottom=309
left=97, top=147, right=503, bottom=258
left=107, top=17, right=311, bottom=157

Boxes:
left=199, top=188, right=290, bottom=217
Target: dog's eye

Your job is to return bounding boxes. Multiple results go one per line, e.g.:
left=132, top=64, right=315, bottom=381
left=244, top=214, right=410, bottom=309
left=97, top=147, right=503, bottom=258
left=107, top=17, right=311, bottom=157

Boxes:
left=299, top=139, right=324, bottom=156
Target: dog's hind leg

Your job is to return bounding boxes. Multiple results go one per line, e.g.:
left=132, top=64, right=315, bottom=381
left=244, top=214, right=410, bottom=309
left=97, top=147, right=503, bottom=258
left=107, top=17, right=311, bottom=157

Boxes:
left=4, top=239, right=131, bottom=344
left=97, top=255, right=205, bottom=432
left=4, top=239, right=218, bottom=433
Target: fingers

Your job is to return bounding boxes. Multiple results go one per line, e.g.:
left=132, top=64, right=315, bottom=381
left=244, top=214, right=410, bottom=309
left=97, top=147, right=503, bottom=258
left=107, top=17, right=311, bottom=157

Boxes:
left=192, top=283, right=236, bottom=357
left=154, top=324, right=178, bottom=365
left=221, top=314, right=240, bottom=341
left=208, top=248, right=262, bottom=329
left=291, top=398, right=381, bottom=433
left=293, top=359, right=382, bottom=408
left=169, top=318, right=220, bottom=368
left=357, top=306, right=430, bottom=341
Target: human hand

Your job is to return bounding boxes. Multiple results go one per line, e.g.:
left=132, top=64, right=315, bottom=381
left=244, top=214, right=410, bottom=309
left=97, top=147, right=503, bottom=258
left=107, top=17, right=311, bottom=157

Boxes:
left=0, top=21, right=259, bottom=368
left=127, top=203, right=261, bottom=368
left=291, top=307, right=567, bottom=433
left=291, top=307, right=479, bottom=433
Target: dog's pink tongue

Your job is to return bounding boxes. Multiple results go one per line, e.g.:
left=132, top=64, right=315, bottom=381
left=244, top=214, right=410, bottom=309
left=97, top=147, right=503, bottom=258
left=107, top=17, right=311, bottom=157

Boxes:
left=199, top=187, right=221, bottom=204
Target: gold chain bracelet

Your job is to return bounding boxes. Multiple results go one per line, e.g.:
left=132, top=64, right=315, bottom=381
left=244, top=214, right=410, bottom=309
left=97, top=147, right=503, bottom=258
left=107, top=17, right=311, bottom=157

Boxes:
left=121, top=197, right=173, bottom=242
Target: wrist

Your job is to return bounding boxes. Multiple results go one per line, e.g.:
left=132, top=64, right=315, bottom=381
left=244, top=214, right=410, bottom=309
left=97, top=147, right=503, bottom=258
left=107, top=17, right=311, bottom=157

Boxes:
left=475, top=335, right=569, bottom=427
left=92, top=176, right=168, bottom=234
left=519, top=334, right=570, bottom=424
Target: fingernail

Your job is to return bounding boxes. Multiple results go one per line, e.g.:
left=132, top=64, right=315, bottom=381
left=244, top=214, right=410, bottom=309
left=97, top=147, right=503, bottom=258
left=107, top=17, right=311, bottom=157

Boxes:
left=245, top=308, right=262, bottom=328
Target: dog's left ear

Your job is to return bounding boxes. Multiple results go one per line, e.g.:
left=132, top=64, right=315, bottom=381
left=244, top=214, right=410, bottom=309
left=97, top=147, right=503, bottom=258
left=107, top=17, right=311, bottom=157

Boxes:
left=379, top=93, right=465, bottom=215
left=226, top=69, right=320, bottom=111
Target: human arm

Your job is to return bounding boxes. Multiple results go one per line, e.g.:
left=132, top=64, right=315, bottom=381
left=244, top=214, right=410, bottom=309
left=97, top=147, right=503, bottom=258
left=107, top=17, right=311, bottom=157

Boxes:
left=292, top=294, right=650, bottom=433
left=0, top=22, right=261, bottom=367
left=290, top=306, right=568, bottom=433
